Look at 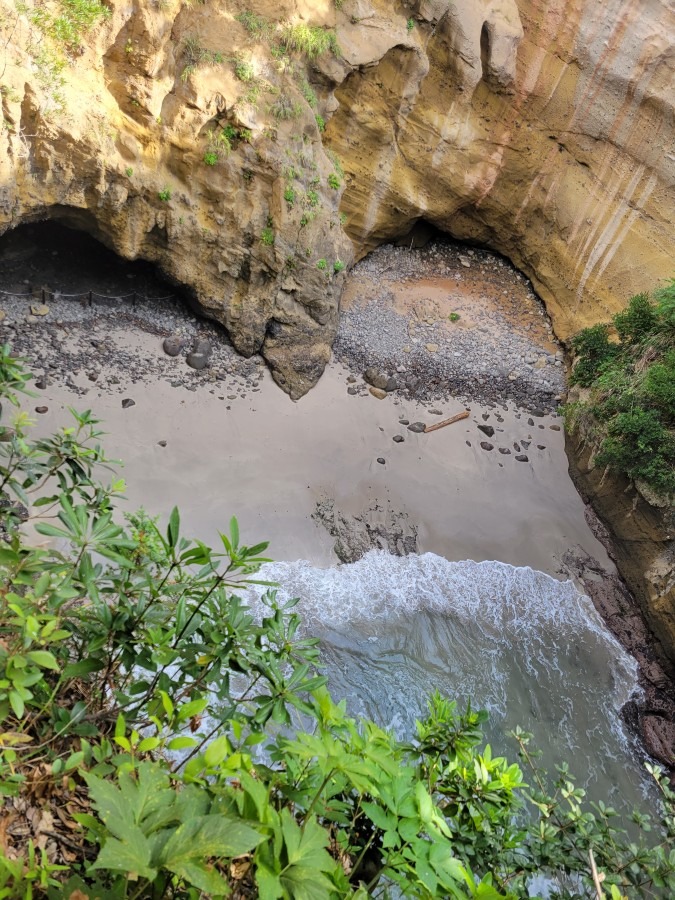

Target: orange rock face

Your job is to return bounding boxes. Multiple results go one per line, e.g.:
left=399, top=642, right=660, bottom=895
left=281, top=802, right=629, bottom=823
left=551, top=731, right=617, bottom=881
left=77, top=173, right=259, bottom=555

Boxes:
left=327, top=0, right=674, bottom=340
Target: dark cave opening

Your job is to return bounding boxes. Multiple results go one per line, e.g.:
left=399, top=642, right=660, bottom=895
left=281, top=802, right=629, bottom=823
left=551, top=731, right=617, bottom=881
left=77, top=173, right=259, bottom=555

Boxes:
left=0, top=219, right=185, bottom=309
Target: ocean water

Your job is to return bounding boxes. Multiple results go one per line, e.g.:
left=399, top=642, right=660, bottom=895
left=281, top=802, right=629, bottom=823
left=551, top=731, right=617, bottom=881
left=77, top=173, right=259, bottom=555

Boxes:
left=243, top=551, right=650, bottom=808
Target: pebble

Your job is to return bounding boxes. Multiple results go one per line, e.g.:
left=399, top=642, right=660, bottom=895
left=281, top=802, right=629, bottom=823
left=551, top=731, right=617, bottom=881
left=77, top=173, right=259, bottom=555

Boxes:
left=35, top=406, right=48, bottom=414
left=157, top=440, right=167, bottom=447
left=407, top=422, right=426, bottom=433
left=121, top=398, right=135, bottom=408
left=376, top=457, right=386, bottom=465
left=498, top=447, right=511, bottom=455
left=392, top=434, right=404, bottom=443
left=515, top=454, right=529, bottom=462
left=480, top=441, right=494, bottom=451
left=425, top=343, right=439, bottom=353
left=478, top=424, right=495, bottom=438
left=30, top=304, right=49, bottom=316
left=550, top=424, right=561, bottom=431
left=369, top=387, right=387, bottom=400
left=163, top=335, right=183, bottom=357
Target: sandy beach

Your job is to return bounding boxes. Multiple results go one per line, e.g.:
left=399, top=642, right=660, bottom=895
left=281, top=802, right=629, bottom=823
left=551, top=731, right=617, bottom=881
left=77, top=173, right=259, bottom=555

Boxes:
left=26, top=343, right=610, bottom=578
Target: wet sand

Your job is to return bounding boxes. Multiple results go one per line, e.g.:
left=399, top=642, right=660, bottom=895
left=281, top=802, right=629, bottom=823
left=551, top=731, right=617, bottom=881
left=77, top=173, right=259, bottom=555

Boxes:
left=28, top=336, right=611, bottom=578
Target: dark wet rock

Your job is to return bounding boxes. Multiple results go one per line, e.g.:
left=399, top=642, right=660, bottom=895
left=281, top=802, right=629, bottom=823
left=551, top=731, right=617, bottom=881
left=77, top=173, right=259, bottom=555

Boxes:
left=498, top=447, right=511, bottom=455
left=121, top=398, right=135, bottom=408
left=407, top=422, right=426, bottom=433
left=550, top=424, right=561, bottom=431
left=527, top=417, right=535, bottom=426
left=347, top=386, right=357, bottom=395
left=35, top=406, right=48, bottom=414
left=35, top=375, right=49, bottom=389
left=531, top=408, right=545, bottom=417
left=163, top=335, right=184, bottom=357
left=537, top=444, right=546, bottom=450
left=157, top=440, right=167, bottom=447
left=482, top=412, right=490, bottom=421
left=480, top=441, right=494, bottom=451
left=466, top=440, right=471, bottom=447
left=399, top=418, right=409, bottom=426
left=377, top=457, right=386, bottom=465
left=515, top=454, right=529, bottom=462
left=513, top=441, right=521, bottom=451
left=478, top=424, right=495, bottom=438
left=313, top=499, right=418, bottom=564
left=392, top=434, right=404, bottom=443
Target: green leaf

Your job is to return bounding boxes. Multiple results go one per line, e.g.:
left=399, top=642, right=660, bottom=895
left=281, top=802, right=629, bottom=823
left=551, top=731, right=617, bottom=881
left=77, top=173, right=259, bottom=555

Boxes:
left=83, top=773, right=131, bottom=839
left=26, top=650, right=59, bottom=670
left=91, top=828, right=156, bottom=881
left=167, top=736, right=197, bottom=751
left=229, top=516, right=239, bottom=551
left=170, top=858, right=232, bottom=895
left=204, top=735, right=231, bottom=768
left=9, top=690, right=25, bottom=718
left=160, top=814, right=264, bottom=867
left=167, top=506, right=180, bottom=549
left=63, top=658, right=105, bottom=678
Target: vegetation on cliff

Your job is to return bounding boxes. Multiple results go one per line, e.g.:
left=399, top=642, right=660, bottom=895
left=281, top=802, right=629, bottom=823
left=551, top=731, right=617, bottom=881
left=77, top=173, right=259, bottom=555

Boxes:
left=1, top=348, right=675, bottom=899
left=566, top=283, right=675, bottom=496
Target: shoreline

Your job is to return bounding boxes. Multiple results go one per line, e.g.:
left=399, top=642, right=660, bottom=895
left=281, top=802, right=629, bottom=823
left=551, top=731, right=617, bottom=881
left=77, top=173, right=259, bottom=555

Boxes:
left=2, top=230, right=674, bottom=772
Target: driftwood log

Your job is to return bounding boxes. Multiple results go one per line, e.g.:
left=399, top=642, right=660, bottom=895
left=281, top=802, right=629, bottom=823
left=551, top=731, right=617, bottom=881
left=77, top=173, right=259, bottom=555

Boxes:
left=424, top=410, right=470, bottom=433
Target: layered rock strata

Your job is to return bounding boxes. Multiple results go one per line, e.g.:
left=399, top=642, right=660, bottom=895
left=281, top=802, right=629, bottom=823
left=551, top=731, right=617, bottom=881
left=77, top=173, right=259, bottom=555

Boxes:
left=1, top=0, right=673, bottom=395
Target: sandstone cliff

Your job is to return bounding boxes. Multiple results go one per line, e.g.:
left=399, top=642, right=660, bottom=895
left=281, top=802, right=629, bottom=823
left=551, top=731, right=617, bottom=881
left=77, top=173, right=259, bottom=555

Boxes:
left=1, top=0, right=673, bottom=395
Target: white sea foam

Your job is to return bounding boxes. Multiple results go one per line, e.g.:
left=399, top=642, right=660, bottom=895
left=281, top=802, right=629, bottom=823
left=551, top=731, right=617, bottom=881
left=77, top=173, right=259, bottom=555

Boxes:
left=241, top=552, right=647, bottom=804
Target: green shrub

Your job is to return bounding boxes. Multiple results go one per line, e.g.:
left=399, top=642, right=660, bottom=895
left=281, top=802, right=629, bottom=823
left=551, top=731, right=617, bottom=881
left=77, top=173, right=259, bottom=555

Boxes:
left=449, top=312, right=461, bottom=322
left=655, top=278, right=675, bottom=332
left=284, top=185, right=296, bottom=205
left=260, top=226, right=275, bottom=245
left=158, top=186, right=171, bottom=201
left=595, top=408, right=675, bottom=494
left=328, top=172, right=341, bottom=189
left=315, top=113, right=326, bottom=131
left=316, top=258, right=327, bottom=270
left=333, top=258, right=345, bottom=273
left=407, top=17, right=415, bottom=32
left=0, top=348, right=674, bottom=898
left=570, top=323, right=617, bottom=387
left=643, top=351, right=675, bottom=424
left=613, top=293, right=658, bottom=344
left=568, top=283, right=675, bottom=494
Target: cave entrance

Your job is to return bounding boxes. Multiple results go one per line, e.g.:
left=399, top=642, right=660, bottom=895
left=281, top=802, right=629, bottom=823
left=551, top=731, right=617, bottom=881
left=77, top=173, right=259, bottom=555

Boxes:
left=0, top=219, right=180, bottom=308
left=338, top=217, right=564, bottom=412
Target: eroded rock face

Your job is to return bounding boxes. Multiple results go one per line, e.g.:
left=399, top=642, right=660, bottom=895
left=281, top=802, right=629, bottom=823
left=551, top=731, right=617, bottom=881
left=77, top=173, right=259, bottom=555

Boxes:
left=0, top=0, right=352, bottom=398
left=566, top=429, right=675, bottom=673
left=1, top=0, right=673, bottom=395
left=1, top=0, right=673, bottom=391
left=326, top=0, right=674, bottom=340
